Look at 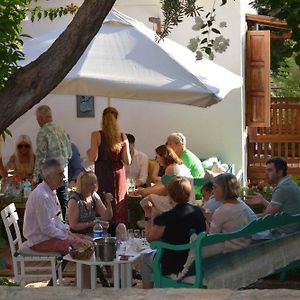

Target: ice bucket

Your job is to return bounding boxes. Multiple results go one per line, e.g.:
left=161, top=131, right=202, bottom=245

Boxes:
left=94, top=237, right=118, bottom=261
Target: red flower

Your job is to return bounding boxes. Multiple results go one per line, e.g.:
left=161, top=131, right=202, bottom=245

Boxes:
left=12, top=175, right=22, bottom=184
left=5, top=263, right=12, bottom=270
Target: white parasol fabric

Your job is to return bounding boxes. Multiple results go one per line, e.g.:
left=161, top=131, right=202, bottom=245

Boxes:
left=20, top=9, right=243, bottom=107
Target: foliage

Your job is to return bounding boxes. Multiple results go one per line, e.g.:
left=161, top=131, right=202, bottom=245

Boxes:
left=272, top=55, right=300, bottom=98
left=30, top=2, right=78, bottom=22
left=160, top=0, right=232, bottom=60
left=1, top=128, right=12, bottom=141
left=0, top=278, right=18, bottom=286
left=250, top=0, right=300, bottom=68
left=0, top=1, right=79, bottom=90
left=240, top=179, right=273, bottom=201
left=187, top=2, right=230, bottom=60
left=240, top=179, right=273, bottom=214
left=0, top=0, right=29, bottom=89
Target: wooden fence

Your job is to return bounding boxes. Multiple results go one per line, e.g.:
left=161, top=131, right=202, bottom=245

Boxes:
left=248, top=98, right=300, bottom=181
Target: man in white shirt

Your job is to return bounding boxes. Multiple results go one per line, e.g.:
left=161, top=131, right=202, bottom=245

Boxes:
left=23, top=158, right=89, bottom=255
left=125, top=133, right=148, bottom=187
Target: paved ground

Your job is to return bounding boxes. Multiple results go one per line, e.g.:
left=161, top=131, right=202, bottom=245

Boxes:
left=2, top=286, right=300, bottom=300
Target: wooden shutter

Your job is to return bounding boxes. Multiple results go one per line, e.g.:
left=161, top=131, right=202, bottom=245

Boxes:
left=246, top=30, right=270, bottom=127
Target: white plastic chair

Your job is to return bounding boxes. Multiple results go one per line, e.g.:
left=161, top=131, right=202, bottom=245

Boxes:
left=1, top=203, right=63, bottom=287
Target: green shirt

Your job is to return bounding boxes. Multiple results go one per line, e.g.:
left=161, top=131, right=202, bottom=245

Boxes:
left=180, top=149, right=204, bottom=178
left=180, top=149, right=204, bottom=200
left=271, top=176, right=300, bottom=234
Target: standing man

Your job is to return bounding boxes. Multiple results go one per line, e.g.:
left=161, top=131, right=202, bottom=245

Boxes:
left=33, top=105, right=72, bottom=219
left=166, top=132, right=205, bottom=179
left=125, top=133, right=148, bottom=187
left=246, top=157, right=300, bottom=234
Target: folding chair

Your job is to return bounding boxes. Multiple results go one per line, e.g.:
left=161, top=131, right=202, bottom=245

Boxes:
left=1, top=203, right=63, bottom=287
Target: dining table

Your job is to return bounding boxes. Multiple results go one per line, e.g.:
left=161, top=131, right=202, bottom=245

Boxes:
left=63, top=238, right=150, bottom=289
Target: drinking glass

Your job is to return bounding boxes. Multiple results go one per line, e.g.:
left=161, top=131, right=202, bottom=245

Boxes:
left=134, top=229, right=141, bottom=239
left=141, top=229, right=146, bottom=239
left=127, top=229, right=134, bottom=240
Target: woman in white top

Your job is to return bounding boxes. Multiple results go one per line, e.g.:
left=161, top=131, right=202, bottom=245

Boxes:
left=202, top=173, right=251, bottom=257
left=138, top=145, right=193, bottom=214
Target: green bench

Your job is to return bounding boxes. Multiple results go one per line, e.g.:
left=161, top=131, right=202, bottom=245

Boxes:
left=150, top=213, right=300, bottom=289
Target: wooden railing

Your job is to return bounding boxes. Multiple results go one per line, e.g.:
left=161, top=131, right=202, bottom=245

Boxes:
left=248, top=97, right=300, bottom=181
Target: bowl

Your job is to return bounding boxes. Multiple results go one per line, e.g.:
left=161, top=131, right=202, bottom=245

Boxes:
left=69, top=246, right=94, bottom=260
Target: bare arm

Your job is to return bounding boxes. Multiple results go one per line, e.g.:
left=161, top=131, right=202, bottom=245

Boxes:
left=87, top=131, right=100, bottom=162
left=137, top=182, right=168, bottom=197
left=245, top=192, right=280, bottom=216
left=121, top=133, right=131, bottom=165
left=94, top=192, right=113, bottom=221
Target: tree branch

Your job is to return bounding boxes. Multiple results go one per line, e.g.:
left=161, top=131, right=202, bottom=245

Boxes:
left=0, top=0, right=116, bottom=132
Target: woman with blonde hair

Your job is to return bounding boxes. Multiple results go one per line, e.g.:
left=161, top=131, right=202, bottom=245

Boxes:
left=6, top=134, right=35, bottom=180
left=67, top=171, right=113, bottom=236
left=87, top=107, right=131, bottom=232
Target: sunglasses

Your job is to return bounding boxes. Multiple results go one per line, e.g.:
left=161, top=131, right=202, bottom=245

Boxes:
left=17, top=144, right=30, bottom=149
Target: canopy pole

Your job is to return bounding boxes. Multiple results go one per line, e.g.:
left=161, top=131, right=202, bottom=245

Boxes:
left=107, top=97, right=112, bottom=107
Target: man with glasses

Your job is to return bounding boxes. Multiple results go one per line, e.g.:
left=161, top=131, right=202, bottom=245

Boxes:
left=33, top=105, right=72, bottom=219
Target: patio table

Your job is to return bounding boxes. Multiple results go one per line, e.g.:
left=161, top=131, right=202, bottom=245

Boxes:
left=63, top=239, right=148, bottom=289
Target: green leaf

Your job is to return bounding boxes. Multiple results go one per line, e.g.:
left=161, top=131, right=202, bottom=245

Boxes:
left=200, top=38, right=208, bottom=44
left=212, top=28, right=221, bottom=34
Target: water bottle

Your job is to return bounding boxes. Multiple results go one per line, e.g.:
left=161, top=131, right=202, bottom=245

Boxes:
left=23, top=179, right=32, bottom=198
left=93, top=218, right=103, bottom=239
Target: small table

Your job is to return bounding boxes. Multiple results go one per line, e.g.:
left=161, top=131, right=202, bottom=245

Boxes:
left=63, top=241, right=145, bottom=289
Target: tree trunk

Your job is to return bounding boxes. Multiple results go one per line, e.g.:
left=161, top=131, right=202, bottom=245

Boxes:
left=0, top=0, right=116, bottom=132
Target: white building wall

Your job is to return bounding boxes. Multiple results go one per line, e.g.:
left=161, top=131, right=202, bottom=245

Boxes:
left=3, top=0, right=253, bottom=176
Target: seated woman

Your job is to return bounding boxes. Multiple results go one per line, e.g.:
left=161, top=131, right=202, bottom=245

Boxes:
left=6, top=134, right=35, bottom=180
left=202, top=173, right=251, bottom=257
left=138, top=145, right=192, bottom=196
left=140, top=176, right=206, bottom=289
left=67, top=171, right=127, bottom=288
left=67, top=171, right=113, bottom=236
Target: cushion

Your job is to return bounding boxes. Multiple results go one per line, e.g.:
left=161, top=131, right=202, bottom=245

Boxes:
left=201, top=157, right=219, bottom=171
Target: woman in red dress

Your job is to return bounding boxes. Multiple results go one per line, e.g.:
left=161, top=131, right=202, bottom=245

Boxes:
left=87, top=107, right=131, bottom=231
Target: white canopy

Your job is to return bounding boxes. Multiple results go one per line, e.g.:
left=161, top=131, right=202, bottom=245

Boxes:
left=21, top=9, right=243, bottom=108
